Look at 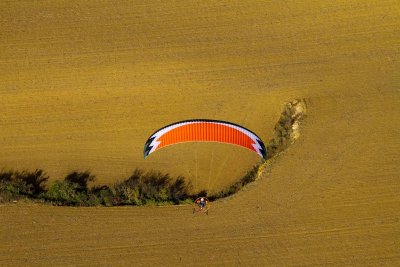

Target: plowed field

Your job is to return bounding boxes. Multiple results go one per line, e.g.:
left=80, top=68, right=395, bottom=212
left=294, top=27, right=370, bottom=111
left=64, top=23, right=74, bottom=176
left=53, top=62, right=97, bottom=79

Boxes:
left=1, top=1, right=399, bottom=266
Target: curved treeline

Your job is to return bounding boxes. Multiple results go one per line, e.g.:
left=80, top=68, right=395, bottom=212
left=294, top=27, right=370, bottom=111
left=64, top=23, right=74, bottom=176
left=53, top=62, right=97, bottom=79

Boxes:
left=0, top=167, right=262, bottom=206
left=0, top=99, right=306, bottom=206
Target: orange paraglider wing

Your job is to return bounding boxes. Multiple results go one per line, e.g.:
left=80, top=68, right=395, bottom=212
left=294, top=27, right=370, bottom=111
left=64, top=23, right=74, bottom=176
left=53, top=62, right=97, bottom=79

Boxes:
left=144, top=119, right=266, bottom=160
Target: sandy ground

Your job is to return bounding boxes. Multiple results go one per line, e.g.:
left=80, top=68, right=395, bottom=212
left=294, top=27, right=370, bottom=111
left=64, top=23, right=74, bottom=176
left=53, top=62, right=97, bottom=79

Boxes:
left=1, top=0, right=399, bottom=266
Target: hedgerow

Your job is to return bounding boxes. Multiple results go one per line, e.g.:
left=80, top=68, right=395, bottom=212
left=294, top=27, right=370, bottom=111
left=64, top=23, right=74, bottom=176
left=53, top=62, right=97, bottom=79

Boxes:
left=0, top=169, right=192, bottom=206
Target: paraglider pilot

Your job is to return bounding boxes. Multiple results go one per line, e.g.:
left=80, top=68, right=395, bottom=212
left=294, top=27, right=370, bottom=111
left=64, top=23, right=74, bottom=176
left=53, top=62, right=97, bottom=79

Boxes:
left=195, top=197, right=208, bottom=210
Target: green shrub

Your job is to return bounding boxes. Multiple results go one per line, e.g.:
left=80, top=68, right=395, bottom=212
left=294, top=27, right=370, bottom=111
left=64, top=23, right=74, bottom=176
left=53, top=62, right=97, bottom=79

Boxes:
left=44, top=181, right=88, bottom=206
left=0, top=180, right=24, bottom=203
left=113, top=180, right=141, bottom=205
left=0, top=169, right=48, bottom=200
left=111, top=169, right=192, bottom=205
left=178, top=198, right=194, bottom=205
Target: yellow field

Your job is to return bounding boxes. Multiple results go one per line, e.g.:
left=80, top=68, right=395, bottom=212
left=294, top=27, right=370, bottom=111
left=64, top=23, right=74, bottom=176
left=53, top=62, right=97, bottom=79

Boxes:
left=1, top=0, right=399, bottom=266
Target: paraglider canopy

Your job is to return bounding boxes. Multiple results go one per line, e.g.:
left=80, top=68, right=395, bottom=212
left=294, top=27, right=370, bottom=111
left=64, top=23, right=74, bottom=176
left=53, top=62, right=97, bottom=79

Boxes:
left=144, top=119, right=266, bottom=160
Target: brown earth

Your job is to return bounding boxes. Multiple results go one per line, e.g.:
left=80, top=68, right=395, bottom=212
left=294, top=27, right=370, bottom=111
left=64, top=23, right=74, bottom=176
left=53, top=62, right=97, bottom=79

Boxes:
left=1, top=0, right=399, bottom=266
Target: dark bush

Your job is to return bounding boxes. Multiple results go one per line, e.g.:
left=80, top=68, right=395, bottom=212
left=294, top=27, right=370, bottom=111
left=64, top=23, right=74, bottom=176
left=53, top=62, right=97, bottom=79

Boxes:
left=16, top=169, right=49, bottom=195
left=64, top=171, right=95, bottom=192
left=0, top=171, right=13, bottom=183
left=169, top=176, right=191, bottom=203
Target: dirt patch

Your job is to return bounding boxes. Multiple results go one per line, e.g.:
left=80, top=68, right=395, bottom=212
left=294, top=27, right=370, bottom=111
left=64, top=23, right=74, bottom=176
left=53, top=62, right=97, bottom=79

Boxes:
left=266, top=99, right=307, bottom=159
